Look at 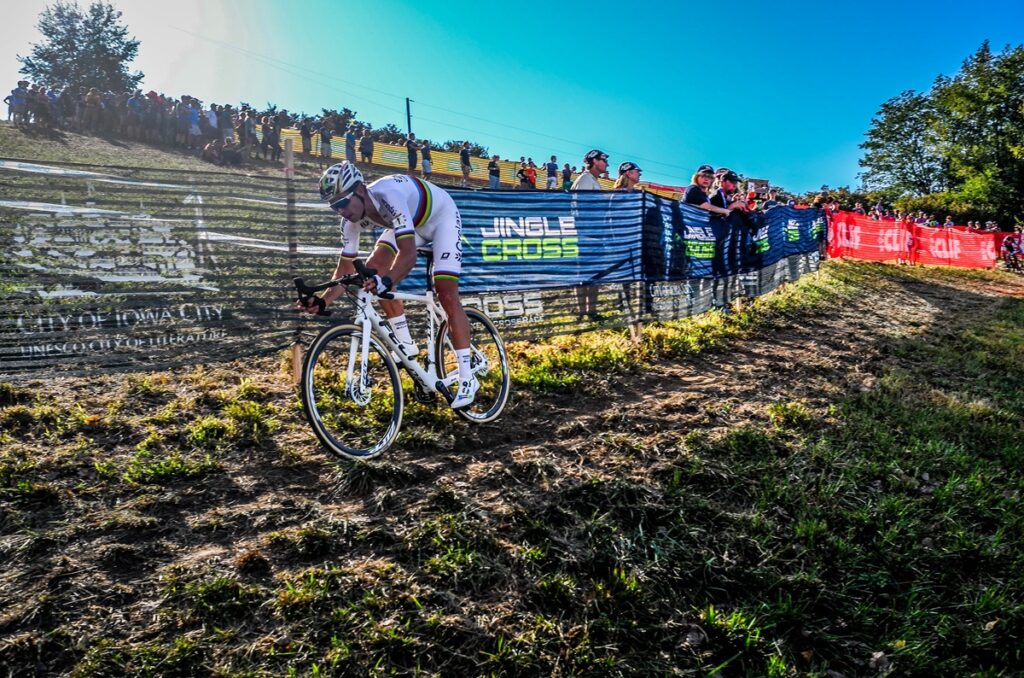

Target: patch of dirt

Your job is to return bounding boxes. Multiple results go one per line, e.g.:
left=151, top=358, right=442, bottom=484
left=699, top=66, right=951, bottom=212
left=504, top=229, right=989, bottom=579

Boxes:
left=1, top=263, right=1022, bottom=672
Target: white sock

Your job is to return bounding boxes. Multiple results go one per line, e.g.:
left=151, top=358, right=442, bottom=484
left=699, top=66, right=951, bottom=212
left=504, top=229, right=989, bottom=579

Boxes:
left=455, top=348, right=472, bottom=384
left=390, top=314, right=414, bottom=347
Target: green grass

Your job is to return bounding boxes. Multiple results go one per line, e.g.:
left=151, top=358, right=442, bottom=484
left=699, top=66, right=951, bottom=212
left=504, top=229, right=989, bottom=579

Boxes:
left=2, top=249, right=1024, bottom=674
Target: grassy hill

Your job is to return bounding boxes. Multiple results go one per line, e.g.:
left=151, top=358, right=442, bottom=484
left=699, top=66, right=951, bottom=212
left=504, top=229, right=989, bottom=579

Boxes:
left=2, top=124, right=1024, bottom=676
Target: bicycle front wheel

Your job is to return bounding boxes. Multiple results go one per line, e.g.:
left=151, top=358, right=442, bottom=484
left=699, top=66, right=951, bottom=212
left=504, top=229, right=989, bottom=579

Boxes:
left=301, top=324, right=403, bottom=460
left=435, top=307, right=511, bottom=423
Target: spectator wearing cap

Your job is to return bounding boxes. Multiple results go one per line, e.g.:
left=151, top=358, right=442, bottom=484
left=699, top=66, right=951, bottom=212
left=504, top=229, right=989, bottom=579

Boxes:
left=614, top=162, right=642, bottom=190
left=345, top=126, right=357, bottom=163
left=571, top=149, right=608, bottom=190
left=516, top=161, right=531, bottom=190
left=545, top=155, right=560, bottom=190
left=422, top=139, right=433, bottom=180
left=359, top=129, right=374, bottom=164
left=487, top=154, right=501, bottom=189
left=571, top=149, right=610, bottom=323
left=762, top=188, right=780, bottom=211
left=683, top=165, right=732, bottom=216
left=459, top=141, right=473, bottom=187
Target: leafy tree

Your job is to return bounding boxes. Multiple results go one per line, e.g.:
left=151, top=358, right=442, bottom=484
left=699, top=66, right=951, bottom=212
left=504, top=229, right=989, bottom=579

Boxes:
left=374, top=123, right=406, bottom=145
left=858, top=90, right=949, bottom=196
left=17, top=1, right=143, bottom=92
left=930, top=41, right=1024, bottom=222
left=438, top=139, right=489, bottom=157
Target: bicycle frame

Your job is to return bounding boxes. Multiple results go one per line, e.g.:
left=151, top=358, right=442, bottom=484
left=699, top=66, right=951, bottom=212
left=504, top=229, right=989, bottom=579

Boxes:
left=346, top=286, right=459, bottom=397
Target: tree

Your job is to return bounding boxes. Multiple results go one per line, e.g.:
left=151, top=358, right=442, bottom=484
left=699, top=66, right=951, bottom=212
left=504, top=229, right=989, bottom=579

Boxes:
left=930, top=41, right=1024, bottom=222
left=858, top=90, right=949, bottom=196
left=18, top=1, right=143, bottom=92
left=374, top=124, right=406, bottom=145
left=439, top=139, right=489, bottom=157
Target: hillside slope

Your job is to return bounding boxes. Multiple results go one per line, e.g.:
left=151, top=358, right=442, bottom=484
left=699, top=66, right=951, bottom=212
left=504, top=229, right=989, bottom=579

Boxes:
left=1, top=261, right=1022, bottom=676
left=2, top=127, right=1024, bottom=675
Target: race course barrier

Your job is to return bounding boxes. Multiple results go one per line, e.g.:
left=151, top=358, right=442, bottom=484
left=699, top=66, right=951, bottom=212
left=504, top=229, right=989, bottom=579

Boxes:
left=0, top=158, right=824, bottom=378
left=828, top=211, right=1008, bottom=268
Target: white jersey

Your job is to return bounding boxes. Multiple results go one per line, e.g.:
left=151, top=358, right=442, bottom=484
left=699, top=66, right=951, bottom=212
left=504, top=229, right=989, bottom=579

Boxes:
left=340, top=174, right=463, bottom=281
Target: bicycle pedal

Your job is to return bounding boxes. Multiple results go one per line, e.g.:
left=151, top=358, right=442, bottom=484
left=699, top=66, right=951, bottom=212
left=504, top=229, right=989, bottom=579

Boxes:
left=412, top=382, right=437, bottom=404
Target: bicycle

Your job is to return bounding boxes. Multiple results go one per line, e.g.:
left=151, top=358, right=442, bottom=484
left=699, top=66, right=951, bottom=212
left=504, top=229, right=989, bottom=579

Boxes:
left=294, top=254, right=511, bottom=460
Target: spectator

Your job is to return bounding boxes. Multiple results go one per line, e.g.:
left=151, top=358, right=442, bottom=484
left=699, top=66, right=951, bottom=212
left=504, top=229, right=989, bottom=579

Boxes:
left=525, top=160, right=537, bottom=189
left=359, top=129, right=374, bottom=163
left=83, top=87, right=101, bottom=134
left=853, top=202, right=866, bottom=215
left=405, top=132, right=418, bottom=176
left=762, top=188, right=780, bottom=210
left=201, top=138, right=223, bottom=164
left=683, top=165, right=720, bottom=211
left=299, top=118, right=313, bottom=158
left=570, top=149, right=608, bottom=190
left=561, top=162, right=573, bottom=191
left=459, top=141, right=473, bottom=187
left=318, top=122, right=334, bottom=169
left=545, top=155, right=559, bottom=190
left=345, top=126, right=357, bottom=163
left=613, top=161, right=642, bottom=190
left=221, top=139, right=243, bottom=166
left=571, top=149, right=609, bottom=323
left=206, top=103, right=219, bottom=141
left=220, top=104, right=234, bottom=142
left=421, top=139, right=433, bottom=179
left=487, top=154, right=501, bottom=189
left=943, top=215, right=955, bottom=228
left=516, top=161, right=531, bottom=190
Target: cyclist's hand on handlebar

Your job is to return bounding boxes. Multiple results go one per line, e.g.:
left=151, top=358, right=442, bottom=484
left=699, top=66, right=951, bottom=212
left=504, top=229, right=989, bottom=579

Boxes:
left=295, top=294, right=327, bottom=315
left=363, top=274, right=392, bottom=296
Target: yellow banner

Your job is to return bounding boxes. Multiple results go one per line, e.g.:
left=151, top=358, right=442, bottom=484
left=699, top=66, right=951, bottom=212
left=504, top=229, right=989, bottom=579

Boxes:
left=277, top=128, right=617, bottom=190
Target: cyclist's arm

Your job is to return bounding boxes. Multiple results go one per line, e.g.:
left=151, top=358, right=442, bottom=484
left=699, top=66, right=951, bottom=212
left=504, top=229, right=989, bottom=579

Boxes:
left=321, top=220, right=360, bottom=307
left=376, top=197, right=418, bottom=286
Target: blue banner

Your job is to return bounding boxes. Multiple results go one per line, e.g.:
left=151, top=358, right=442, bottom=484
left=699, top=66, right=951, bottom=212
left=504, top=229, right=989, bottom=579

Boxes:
left=641, top=193, right=825, bottom=282
left=403, top=189, right=645, bottom=293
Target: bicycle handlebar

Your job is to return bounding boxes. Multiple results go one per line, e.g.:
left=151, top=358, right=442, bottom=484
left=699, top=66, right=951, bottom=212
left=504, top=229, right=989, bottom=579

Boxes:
left=294, top=259, right=393, bottom=316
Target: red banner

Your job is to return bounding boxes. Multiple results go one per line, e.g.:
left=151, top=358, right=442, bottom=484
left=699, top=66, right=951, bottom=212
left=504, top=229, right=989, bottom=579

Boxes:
left=828, top=212, right=1003, bottom=269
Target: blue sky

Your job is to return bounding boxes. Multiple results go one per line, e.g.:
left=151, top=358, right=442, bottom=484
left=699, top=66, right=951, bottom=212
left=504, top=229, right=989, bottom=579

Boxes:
left=2, top=0, right=1022, bottom=192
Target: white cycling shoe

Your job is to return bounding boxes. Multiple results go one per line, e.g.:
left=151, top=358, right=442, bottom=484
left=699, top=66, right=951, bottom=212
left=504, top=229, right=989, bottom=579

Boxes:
left=450, top=377, right=479, bottom=410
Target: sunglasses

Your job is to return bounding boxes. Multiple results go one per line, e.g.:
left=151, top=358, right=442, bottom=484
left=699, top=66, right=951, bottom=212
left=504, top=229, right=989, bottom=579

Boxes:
left=329, top=192, right=357, bottom=212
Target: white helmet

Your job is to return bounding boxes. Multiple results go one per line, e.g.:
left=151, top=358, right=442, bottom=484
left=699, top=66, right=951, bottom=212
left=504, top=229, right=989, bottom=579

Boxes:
left=318, top=161, right=363, bottom=202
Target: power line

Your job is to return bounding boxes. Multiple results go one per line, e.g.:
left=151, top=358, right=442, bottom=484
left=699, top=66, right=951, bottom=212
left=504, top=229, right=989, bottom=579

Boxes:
left=170, top=26, right=689, bottom=176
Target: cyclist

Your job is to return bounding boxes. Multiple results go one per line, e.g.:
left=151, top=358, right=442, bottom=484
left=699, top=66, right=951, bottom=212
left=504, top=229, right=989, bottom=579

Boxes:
left=301, top=161, right=479, bottom=409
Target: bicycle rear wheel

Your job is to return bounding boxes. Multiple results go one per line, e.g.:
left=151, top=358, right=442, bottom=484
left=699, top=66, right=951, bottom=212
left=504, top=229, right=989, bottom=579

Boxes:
left=434, top=307, right=511, bottom=423
left=301, top=324, right=403, bottom=459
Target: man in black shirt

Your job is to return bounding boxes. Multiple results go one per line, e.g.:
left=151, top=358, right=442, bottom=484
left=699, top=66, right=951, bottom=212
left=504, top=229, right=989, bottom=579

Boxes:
left=459, top=141, right=473, bottom=187
left=487, top=154, right=501, bottom=189
left=405, top=133, right=418, bottom=176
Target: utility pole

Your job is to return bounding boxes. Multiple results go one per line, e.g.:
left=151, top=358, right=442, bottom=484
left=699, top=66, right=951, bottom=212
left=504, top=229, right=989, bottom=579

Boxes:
left=406, top=97, right=412, bottom=136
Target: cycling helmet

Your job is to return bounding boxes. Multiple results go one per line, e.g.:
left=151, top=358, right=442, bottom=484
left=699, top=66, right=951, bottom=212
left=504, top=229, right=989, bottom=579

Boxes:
left=318, top=161, right=363, bottom=201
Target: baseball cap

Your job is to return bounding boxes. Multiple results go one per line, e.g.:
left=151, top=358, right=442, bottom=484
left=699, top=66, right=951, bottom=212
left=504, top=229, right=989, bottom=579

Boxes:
left=619, top=161, right=642, bottom=174
left=720, top=171, right=740, bottom=183
left=696, top=164, right=715, bottom=175
left=584, top=149, right=609, bottom=164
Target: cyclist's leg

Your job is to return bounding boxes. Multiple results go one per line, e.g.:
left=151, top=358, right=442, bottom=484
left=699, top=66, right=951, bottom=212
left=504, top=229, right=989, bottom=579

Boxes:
left=367, top=231, right=404, bottom=319
left=429, top=209, right=469, bottom=349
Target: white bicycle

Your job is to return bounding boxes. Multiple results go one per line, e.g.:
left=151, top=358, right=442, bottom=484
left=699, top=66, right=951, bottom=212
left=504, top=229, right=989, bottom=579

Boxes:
left=294, top=255, right=511, bottom=460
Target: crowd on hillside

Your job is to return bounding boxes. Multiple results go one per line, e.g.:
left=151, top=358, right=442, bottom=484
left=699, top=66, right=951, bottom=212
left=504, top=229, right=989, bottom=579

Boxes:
left=3, top=77, right=1017, bottom=251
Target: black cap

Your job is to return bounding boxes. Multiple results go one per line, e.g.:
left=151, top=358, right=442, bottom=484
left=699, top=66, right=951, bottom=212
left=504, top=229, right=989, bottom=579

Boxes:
left=618, top=161, right=642, bottom=174
left=720, top=171, right=740, bottom=183
left=584, top=149, right=609, bottom=165
left=697, top=164, right=715, bottom=175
